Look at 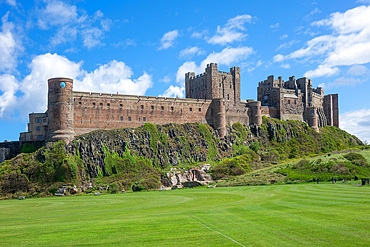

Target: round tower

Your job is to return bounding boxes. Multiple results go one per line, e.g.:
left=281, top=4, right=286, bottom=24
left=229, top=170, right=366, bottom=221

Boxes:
left=46, top=77, right=75, bottom=143
left=211, top=98, right=226, bottom=138
left=249, top=101, right=262, bottom=126
left=307, top=106, right=319, bottom=132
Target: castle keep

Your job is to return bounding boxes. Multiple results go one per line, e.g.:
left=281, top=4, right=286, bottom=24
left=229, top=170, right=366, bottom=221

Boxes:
left=19, top=63, right=339, bottom=143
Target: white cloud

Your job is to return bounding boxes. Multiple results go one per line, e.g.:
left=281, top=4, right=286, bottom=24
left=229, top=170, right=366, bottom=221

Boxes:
left=280, top=64, right=291, bottom=69
left=304, top=65, right=340, bottom=78
left=0, top=53, right=152, bottom=120
left=191, top=29, right=209, bottom=39
left=270, top=23, right=279, bottom=29
left=0, top=74, right=18, bottom=117
left=37, top=0, right=78, bottom=29
left=280, top=34, right=288, bottom=40
left=82, top=27, right=104, bottom=48
left=306, top=7, right=321, bottom=18
left=158, top=30, right=179, bottom=50
left=347, top=64, right=368, bottom=76
left=159, top=75, right=171, bottom=83
left=77, top=60, right=152, bottom=95
left=179, top=46, right=204, bottom=59
left=0, top=12, right=19, bottom=73
left=19, top=53, right=82, bottom=115
left=275, top=5, right=370, bottom=77
left=159, top=85, right=184, bottom=98
left=275, top=40, right=298, bottom=51
left=318, top=77, right=363, bottom=89
left=273, top=54, right=284, bottom=62
left=35, top=0, right=111, bottom=48
left=340, top=108, right=370, bottom=143
left=208, top=15, right=252, bottom=45
left=356, top=0, right=370, bottom=3
left=176, top=61, right=198, bottom=83
left=176, top=46, right=254, bottom=83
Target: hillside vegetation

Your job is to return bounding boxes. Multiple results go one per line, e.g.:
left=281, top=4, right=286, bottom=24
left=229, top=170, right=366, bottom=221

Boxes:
left=0, top=117, right=366, bottom=198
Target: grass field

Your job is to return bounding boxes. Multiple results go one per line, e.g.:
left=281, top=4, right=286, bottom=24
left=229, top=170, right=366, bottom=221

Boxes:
left=0, top=183, right=369, bottom=246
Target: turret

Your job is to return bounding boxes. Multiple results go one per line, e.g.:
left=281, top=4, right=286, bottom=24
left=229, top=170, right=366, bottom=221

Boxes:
left=307, top=106, right=319, bottom=132
left=248, top=101, right=262, bottom=126
left=211, top=98, right=226, bottom=138
left=230, top=66, right=241, bottom=104
left=46, top=77, right=75, bottom=143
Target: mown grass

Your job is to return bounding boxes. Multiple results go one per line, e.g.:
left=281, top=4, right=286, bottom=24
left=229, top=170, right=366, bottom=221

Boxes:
left=0, top=183, right=368, bottom=246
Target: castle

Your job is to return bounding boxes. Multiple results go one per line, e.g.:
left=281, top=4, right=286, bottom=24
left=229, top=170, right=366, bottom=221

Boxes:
left=19, top=63, right=338, bottom=143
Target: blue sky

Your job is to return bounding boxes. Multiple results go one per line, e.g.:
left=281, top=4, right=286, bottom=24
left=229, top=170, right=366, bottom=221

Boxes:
left=0, top=0, right=369, bottom=143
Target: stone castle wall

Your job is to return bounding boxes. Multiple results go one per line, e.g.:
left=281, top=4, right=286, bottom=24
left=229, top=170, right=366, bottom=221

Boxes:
left=72, top=92, right=212, bottom=136
left=19, top=63, right=339, bottom=143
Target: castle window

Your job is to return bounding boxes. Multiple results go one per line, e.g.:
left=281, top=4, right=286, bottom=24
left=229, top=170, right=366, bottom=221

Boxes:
left=120, top=116, right=123, bottom=121
left=227, top=94, right=229, bottom=100
left=43, top=118, right=47, bottom=123
left=171, top=106, right=174, bottom=111
left=190, top=107, right=192, bottom=111
left=141, top=105, right=144, bottom=110
left=79, top=102, right=82, bottom=105
left=37, top=135, right=43, bottom=140
left=199, top=108, right=201, bottom=112
left=107, top=103, right=110, bottom=107
left=120, top=104, right=123, bottom=107
left=36, top=126, right=40, bottom=131
left=151, top=105, right=154, bottom=110
left=128, top=117, right=131, bottom=121
left=217, top=101, right=220, bottom=106
left=161, top=106, right=164, bottom=111
left=44, top=127, right=47, bottom=131
left=143, top=117, right=146, bottom=122
left=138, top=118, right=140, bottom=121
left=219, top=83, right=221, bottom=87
left=100, top=103, right=103, bottom=106
left=35, top=118, right=41, bottom=123
left=93, top=102, right=96, bottom=106
left=230, top=84, right=232, bottom=89
left=288, top=100, right=291, bottom=104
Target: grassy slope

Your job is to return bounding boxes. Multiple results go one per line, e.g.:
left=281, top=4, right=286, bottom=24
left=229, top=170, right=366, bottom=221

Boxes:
left=218, top=149, right=370, bottom=186
left=0, top=184, right=369, bottom=246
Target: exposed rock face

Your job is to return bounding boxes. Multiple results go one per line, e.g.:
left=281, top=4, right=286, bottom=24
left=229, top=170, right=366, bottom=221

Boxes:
left=162, top=164, right=214, bottom=188
left=64, top=120, right=363, bottom=181
left=66, top=123, right=235, bottom=178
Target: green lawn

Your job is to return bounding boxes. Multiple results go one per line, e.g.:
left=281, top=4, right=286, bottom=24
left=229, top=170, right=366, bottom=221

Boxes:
left=0, top=184, right=369, bottom=246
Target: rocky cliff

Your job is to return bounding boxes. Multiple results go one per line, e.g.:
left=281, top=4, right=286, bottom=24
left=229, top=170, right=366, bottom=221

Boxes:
left=0, top=118, right=363, bottom=198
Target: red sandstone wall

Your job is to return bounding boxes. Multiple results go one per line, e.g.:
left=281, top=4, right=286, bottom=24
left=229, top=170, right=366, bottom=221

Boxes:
left=72, top=92, right=212, bottom=136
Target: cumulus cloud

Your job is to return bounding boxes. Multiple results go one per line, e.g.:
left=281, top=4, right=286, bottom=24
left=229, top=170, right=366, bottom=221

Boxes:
left=76, top=60, right=152, bottom=95
left=158, top=30, right=179, bottom=50
left=274, top=5, right=370, bottom=77
left=0, top=74, right=18, bottom=117
left=179, top=46, right=204, bottom=59
left=340, top=108, right=370, bottom=143
left=0, top=53, right=152, bottom=120
left=208, top=15, right=252, bottom=45
left=34, top=0, right=111, bottom=48
left=0, top=12, right=19, bottom=72
left=280, top=64, right=291, bottom=69
left=159, top=85, right=184, bottom=98
left=176, top=46, right=254, bottom=83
